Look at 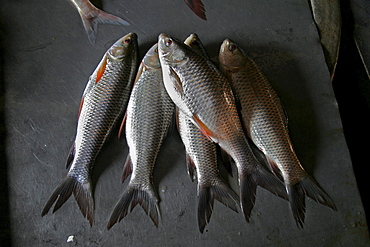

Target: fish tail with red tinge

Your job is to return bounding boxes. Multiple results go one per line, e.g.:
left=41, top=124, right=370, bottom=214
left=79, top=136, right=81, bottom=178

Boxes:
left=79, top=9, right=130, bottom=43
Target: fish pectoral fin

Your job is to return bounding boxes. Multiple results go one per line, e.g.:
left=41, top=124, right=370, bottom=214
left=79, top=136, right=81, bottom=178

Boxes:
left=121, top=155, right=132, bottom=182
left=95, top=55, right=108, bottom=84
left=186, top=153, right=197, bottom=182
left=192, top=114, right=215, bottom=141
left=169, top=66, right=184, bottom=98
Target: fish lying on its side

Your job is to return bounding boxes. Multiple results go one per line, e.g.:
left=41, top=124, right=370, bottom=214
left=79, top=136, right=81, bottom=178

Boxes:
left=41, top=33, right=139, bottom=226
left=70, top=0, right=130, bottom=43
left=107, top=43, right=175, bottom=229
left=158, top=33, right=287, bottom=222
left=178, top=33, right=239, bottom=233
left=218, top=39, right=336, bottom=228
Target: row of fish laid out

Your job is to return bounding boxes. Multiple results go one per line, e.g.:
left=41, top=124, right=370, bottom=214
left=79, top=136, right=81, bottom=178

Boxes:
left=41, top=32, right=336, bottom=233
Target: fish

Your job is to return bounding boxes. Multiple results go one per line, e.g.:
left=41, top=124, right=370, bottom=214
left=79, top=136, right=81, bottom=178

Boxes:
left=177, top=109, right=239, bottom=233
left=70, top=0, right=130, bottom=43
left=218, top=38, right=337, bottom=228
left=179, top=33, right=239, bottom=233
left=41, top=33, right=139, bottom=226
left=107, top=43, right=175, bottom=229
left=183, top=0, right=207, bottom=20
left=158, top=33, right=287, bottom=222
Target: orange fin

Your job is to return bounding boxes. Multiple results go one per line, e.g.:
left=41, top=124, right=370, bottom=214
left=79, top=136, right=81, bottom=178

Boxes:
left=95, top=55, right=108, bottom=84
left=192, top=114, right=214, bottom=141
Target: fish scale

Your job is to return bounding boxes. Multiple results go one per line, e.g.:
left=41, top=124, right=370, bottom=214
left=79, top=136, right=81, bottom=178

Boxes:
left=107, top=43, right=174, bottom=229
left=42, top=33, right=138, bottom=226
left=219, top=38, right=336, bottom=228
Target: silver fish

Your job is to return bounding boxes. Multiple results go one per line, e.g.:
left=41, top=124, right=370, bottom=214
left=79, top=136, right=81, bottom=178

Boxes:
left=179, top=34, right=239, bottom=233
left=70, top=0, right=130, bottom=43
left=107, top=43, right=175, bottom=229
left=41, top=33, right=139, bottom=226
left=158, top=33, right=286, bottom=222
left=218, top=38, right=336, bottom=228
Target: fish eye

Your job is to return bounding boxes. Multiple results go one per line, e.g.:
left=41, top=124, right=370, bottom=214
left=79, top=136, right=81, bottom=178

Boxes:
left=154, top=47, right=158, bottom=53
left=228, top=44, right=237, bottom=51
left=166, top=39, right=173, bottom=47
left=124, top=38, right=131, bottom=44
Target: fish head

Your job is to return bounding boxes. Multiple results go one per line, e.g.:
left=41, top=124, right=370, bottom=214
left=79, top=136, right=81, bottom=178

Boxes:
left=108, top=32, right=138, bottom=61
left=184, top=33, right=209, bottom=59
left=219, top=38, right=248, bottom=69
left=158, top=33, right=189, bottom=66
left=184, top=33, right=200, bottom=48
left=142, top=43, right=161, bottom=70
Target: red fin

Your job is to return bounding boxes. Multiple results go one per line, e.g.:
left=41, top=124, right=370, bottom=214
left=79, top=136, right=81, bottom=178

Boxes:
left=118, top=113, right=127, bottom=139
left=121, top=155, right=132, bottom=182
left=184, top=0, right=207, bottom=20
left=95, top=56, right=108, bottom=84
left=192, top=114, right=214, bottom=141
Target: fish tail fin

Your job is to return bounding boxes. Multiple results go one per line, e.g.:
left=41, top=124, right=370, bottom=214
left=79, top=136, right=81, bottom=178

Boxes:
left=79, top=9, right=130, bottom=43
left=239, top=166, right=288, bottom=222
left=41, top=176, right=94, bottom=226
left=198, top=181, right=240, bottom=233
left=288, top=176, right=336, bottom=228
left=107, top=183, right=160, bottom=230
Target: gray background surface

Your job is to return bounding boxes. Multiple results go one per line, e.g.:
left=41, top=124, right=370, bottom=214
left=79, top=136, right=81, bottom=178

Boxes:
left=1, top=0, right=369, bottom=246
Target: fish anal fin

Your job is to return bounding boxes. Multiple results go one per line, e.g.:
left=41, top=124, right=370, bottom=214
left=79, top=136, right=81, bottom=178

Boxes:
left=121, top=155, right=132, bottom=182
left=265, top=155, right=284, bottom=181
left=186, top=153, right=197, bottom=182
left=65, top=142, right=75, bottom=169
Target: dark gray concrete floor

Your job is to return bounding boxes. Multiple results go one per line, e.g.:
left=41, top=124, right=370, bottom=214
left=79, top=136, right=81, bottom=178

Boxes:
left=1, top=0, right=369, bottom=246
